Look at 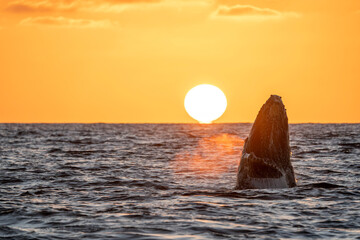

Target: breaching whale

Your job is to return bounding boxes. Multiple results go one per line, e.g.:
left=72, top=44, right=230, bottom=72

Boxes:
left=236, top=95, right=296, bottom=189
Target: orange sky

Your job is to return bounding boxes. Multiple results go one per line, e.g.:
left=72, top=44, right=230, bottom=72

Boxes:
left=0, top=0, right=359, bottom=123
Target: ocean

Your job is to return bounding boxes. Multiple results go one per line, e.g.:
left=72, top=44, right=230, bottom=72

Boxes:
left=0, top=123, right=359, bottom=239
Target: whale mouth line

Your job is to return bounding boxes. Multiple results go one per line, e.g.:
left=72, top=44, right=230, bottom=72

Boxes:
left=243, top=152, right=284, bottom=179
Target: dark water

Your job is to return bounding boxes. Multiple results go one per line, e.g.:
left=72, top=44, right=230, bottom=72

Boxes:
left=0, top=123, right=359, bottom=239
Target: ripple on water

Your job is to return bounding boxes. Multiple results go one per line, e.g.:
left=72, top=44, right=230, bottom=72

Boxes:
left=0, top=123, right=359, bottom=239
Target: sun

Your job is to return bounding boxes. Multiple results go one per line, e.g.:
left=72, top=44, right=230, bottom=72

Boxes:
left=184, top=84, right=227, bottom=124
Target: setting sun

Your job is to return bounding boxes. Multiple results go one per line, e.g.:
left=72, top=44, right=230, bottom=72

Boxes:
left=184, top=84, right=227, bottom=124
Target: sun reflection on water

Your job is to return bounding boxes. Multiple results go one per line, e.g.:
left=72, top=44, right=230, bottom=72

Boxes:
left=172, top=133, right=244, bottom=176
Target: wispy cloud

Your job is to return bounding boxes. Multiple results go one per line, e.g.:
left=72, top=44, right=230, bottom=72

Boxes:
left=6, top=0, right=163, bottom=13
left=213, top=5, right=300, bottom=20
left=20, top=16, right=116, bottom=28
left=6, top=0, right=78, bottom=13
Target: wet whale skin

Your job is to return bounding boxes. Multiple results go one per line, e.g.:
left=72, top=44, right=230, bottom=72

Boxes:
left=236, top=95, right=297, bottom=189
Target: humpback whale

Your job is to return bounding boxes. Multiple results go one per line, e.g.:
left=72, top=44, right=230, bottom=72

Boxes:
left=236, top=95, right=296, bottom=189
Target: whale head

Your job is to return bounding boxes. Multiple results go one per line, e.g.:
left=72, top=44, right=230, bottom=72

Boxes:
left=236, top=95, right=296, bottom=189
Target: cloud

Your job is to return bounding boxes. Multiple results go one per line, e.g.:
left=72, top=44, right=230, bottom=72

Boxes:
left=6, top=0, right=162, bottom=13
left=6, top=0, right=78, bottom=13
left=213, top=5, right=300, bottom=20
left=20, top=16, right=116, bottom=28
left=217, top=5, right=280, bottom=17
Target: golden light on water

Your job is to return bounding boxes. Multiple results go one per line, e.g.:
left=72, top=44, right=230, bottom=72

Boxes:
left=184, top=84, right=227, bottom=124
left=172, top=134, right=244, bottom=176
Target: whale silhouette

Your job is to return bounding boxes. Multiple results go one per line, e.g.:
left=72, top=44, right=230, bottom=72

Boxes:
left=236, top=95, right=296, bottom=189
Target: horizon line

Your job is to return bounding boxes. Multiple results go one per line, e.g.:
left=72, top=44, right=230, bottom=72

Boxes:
left=0, top=122, right=359, bottom=125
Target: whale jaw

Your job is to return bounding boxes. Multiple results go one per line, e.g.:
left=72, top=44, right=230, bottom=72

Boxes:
left=236, top=95, right=296, bottom=190
left=236, top=152, right=291, bottom=189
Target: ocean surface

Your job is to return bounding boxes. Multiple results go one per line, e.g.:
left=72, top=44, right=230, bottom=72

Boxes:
left=0, top=123, right=359, bottom=239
